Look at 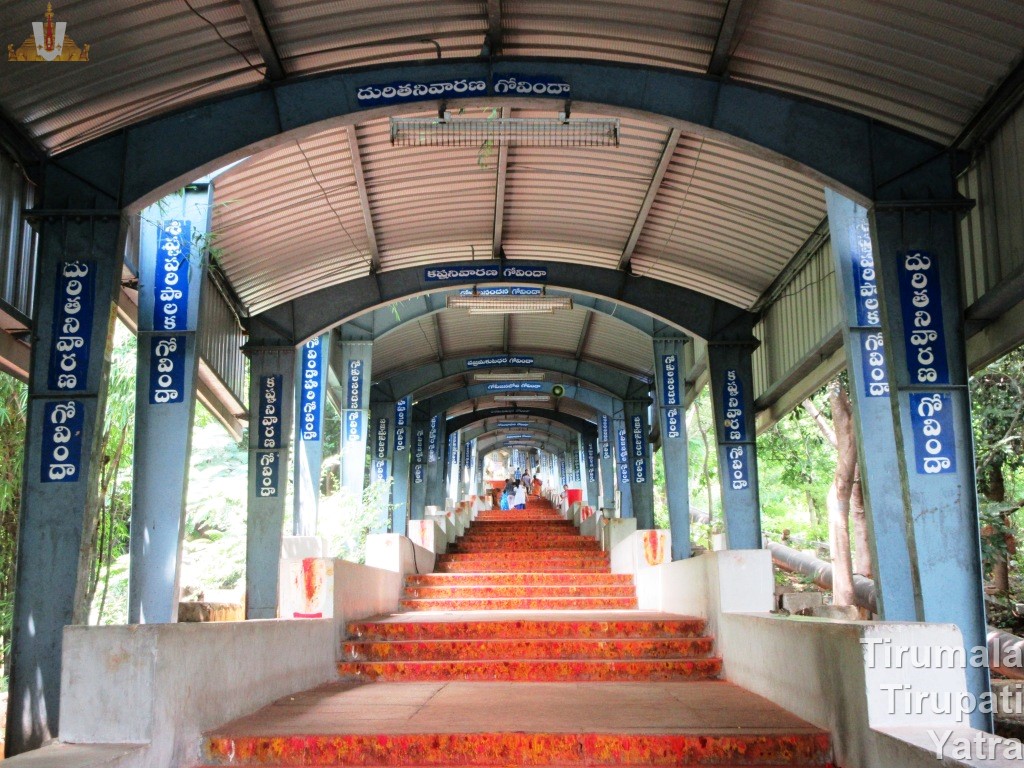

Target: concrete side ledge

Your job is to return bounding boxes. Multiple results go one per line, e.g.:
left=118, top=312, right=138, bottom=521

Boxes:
left=1, top=743, right=146, bottom=768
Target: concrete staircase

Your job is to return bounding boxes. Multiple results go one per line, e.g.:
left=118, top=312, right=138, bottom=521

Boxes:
left=200, top=497, right=832, bottom=767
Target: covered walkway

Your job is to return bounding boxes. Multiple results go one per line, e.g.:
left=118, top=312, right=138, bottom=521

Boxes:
left=0, top=2, right=1022, bottom=767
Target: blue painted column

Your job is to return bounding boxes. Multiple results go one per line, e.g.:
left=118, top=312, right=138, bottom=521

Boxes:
left=410, top=417, right=428, bottom=519
left=598, top=414, right=615, bottom=510
left=869, top=192, right=990, bottom=731
left=293, top=335, right=329, bottom=537
left=653, top=337, right=691, bottom=559
left=425, top=414, right=448, bottom=509
left=707, top=342, right=762, bottom=549
left=8, top=207, right=123, bottom=755
left=129, top=189, right=209, bottom=624
left=625, top=400, right=655, bottom=529
left=614, top=417, right=633, bottom=518
left=368, top=400, right=394, bottom=532
left=391, top=396, right=411, bottom=534
left=245, top=348, right=296, bottom=619
left=825, top=191, right=916, bottom=620
left=340, top=340, right=372, bottom=497
left=584, top=433, right=600, bottom=508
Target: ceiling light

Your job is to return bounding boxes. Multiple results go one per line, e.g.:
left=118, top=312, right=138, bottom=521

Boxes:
left=391, top=115, right=619, bottom=147
left=448, top=295, right=573, bottom=314
left=474, top=372, right=545, bottom=382
left=493, top=394, right=551, bottom=402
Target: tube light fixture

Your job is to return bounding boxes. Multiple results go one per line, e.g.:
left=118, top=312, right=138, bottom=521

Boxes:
left=473, top=372, right=545, bottom=382
left=493, top=394, right=551, bottom=402
left=447, top=295, right=573, bottom=314
left=391, top=115, right=620, bottom=147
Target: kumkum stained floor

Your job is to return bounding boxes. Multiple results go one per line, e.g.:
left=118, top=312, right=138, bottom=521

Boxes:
left=200, top=495, right=832, bottom=766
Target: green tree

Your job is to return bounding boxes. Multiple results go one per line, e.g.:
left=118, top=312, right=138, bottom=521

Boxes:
left=0, top=372, right=26, bottom=676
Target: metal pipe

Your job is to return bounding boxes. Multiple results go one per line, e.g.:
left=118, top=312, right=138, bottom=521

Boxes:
left=767, top=539, right=1024, bottom=681
left=767, top=540, right=878, bottom=614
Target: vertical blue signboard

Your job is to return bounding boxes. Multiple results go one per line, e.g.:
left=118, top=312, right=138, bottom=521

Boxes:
left=41, top=400, right=84, bottom=482
left=256, top=374, right=283, bottom=496
left=586, top=440, right=596, bottom=483
left=413, top=428, right=425, bottom=484
left=428, top=415, right=440, bottom=463
left=299, top=337, right=325, bottom=441
left=154, top=220, right=192, bottom=332
left=48, top=261, right=96, bottom=391
left=661, top=354, right=680, bottom=406
left=848, top=219, right=889, bottom=397
left=631, top=415, right=647, bottom=484
left=617, top=429, right=630, bottom=485
left=898, top=251, right=956, bottom=475
left=395, top=397, right=409, bottom=451
left=373, top=416, right=389, bottom=481
left=720, top=369, right=749, bottom=490
left=258, top=375, right=283, bottom=448
left=345, top=359, right=364, bottom=444
left=600, top=415, right=611, bottom=459
left=148, top=335, right=187, bottom=404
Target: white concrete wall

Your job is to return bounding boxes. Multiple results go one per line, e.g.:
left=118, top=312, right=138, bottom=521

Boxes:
left=59, top=619, right=338, bottom=768
left=645, top=549, right=1021, bottom=768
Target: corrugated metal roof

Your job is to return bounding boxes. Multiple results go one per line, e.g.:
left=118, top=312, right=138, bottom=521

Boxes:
left=583, top=312, right=655, bottom=378
left=726, top=0, right=1024, bottom=143
left=1, top=1, right=1019, bottom=154
left=630, top=134, right=826, bottom=308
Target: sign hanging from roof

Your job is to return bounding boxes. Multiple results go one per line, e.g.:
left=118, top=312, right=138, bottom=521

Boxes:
left=467, top=355, right=535, bottom=369
left=356, top=74, right=570, bottom=108
left=424, top=263, right=547, bottom=282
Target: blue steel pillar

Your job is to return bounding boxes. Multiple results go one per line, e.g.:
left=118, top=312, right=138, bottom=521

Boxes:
left=368, top=400, right=394, bottom=532
left=8, top=206, right=123, bottom=755
left=129, top=189, right=209, bottom=624
left=598, top=414, right=615, bottom=510
left=426, top=414, right=448, bottom=508
left=410, top=417, right=428, bottom=518
left=825, top=191, right=916, bottom=620
left=584, top=433, right=600, bottom=508
left=293, top=335, right=328, bottom=537
left=654, top=337, right=691, bottom=559
left=869, top=187, right=990, bottom=731
left=614, top=417, right=633, bottom=518
left=340, top=340, right=372, bottom=498
left=245, top=348, right=296, bottom=619
left=707, top=342, right=762, bottom=549
left=625, top=399, right=655, bottom=529
left=391, top=397, right=411, bottom=534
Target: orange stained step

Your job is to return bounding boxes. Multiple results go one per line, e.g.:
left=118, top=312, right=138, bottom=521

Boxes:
left=201, top=680, right=832, bottom=767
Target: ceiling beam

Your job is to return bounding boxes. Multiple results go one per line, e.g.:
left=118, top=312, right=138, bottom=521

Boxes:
left=574, top=309, right=594, bottom=360
left=954, top=54, right=1024, bottom=150
left=235, top=0, right=286, bottom=81
left=486, top=0, right=504, bottom=54
left=433, top=313, right=445, bottom=362
left=492, top=106, right=510, bottom=258
left=618, top=128, right=680, bottom=271
left=707, top=0, right=748, bottom=77
left=346, top=126, right=381, bottom=272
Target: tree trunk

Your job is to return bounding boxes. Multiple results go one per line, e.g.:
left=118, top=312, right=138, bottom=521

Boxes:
left=850, top=462, right=873, bottom=578
left=825, top=382, right=857, bottom=606
left=982, top=460, right=1010, bottom=593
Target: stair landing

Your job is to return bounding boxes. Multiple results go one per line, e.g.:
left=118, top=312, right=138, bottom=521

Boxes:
left=204, top=678, right=831, bottom=766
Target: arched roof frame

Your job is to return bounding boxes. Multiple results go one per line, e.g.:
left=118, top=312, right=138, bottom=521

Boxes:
left=48, top=58, right=953, bottom=347
left=377, top=356, right=650, bottom=404
left=476, top=434, right=569, bottom=458
left=418, top=381, right=620, bottom=420
left=447, top=409, right=597, bottom=438
left=464, top=421, right=578, bottom=447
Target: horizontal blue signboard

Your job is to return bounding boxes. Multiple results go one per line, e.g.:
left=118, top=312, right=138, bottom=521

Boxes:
left=458, top=287, right=542, bottom=297
left=486, top=382, right=543, bottom=392
left=356, top=75, right=569, bottom=109
left=425, top=263, right=548, bottom=282
left=467, top=355, right=535, bottom=369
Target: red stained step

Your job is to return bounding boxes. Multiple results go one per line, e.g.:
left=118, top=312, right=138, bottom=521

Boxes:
left=405, top=572, right=633, bottom=587
left=435, top=560, right=611, bottom=573
left=347, top=617, right=709, bottom=640
left=204, top=731, right=830, bottom=767
left=342, top=636, right=715, bottom=661
left=436, top=551, right=608, bottom=563
left=449, top=540, right=602, bottom=552
left=402, top=584, right=636, bottom=599
left=336, top=656, right=722, bottom=682
left=398, top=596, right=639, bottom=611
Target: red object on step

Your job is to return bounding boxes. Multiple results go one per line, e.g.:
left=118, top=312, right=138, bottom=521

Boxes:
left=566, top=488, right=582, bottom=505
